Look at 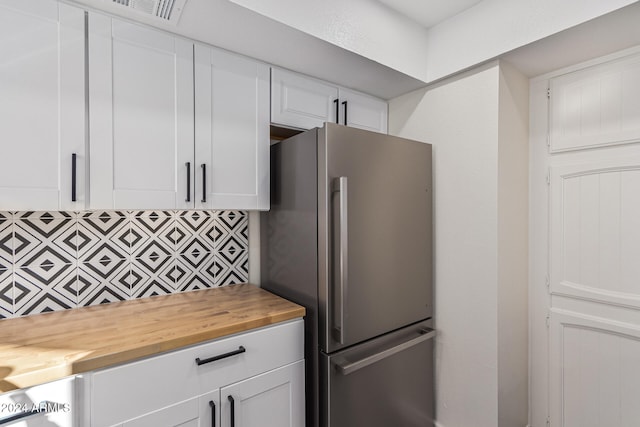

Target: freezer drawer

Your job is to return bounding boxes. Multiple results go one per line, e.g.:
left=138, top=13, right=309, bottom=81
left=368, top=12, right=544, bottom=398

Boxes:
left=321, top=321, right=435, bottom=427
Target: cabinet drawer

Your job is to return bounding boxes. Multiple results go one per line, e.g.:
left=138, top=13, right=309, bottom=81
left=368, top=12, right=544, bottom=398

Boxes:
left=91, top=319, right=303, bottom=427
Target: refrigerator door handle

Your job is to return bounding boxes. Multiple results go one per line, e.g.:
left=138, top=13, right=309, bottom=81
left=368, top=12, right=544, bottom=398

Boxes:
left=332, top=176, right=348, bottom=344
left=333, top=327, right=435, bottom=375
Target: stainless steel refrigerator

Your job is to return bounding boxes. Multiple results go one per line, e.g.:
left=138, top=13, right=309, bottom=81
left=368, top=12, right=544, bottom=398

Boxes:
left=261, top=123, right=434, bottom=427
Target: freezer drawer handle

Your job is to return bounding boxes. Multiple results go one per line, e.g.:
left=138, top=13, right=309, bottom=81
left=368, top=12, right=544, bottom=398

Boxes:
left=195, top=346, right=246, bottom=366
left=332, top=177, right=349, bottom=345
left=0, top=401, right=54, bottom=425
left=209, top=400, right=216, bottom=427
left=334, top=328, right=435, bottom=376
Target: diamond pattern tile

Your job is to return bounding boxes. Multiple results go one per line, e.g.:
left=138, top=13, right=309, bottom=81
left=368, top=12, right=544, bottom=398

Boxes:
left=130, top=261, right=174, bottom=298
left=78, top=211, right=129, bottom=263
left=14, top=265, right=77, bottom=316
left=214, top=211, right=248, bottom=252
left=0, top=213, right=13, bottom=268
left=0, top=268, right=12, bottom=319
left=130, top=211, right=175, bottom=259
left=213, top=251, right=249, bottom=287
left=14, top=211, right=76, bottom=268
left=1, top=210, right=249, bottom=316
left=78, top=262, right=130, bottom=306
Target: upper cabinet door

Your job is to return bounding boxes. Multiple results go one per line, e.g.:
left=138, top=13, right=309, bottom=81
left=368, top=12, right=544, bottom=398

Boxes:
left=88, top=13, right=194, bottom=210
left=0, top=1, right=85, bottom=211
left=271, top=67, right=338, bottom=130
left=339, top=88, right=388, bottom=134
left=195, top=46, right=270, bottom=210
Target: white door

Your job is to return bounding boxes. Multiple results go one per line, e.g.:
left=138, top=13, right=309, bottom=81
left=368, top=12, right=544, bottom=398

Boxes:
left=0, top=0, right=85, bottom=211
left=271, top=67, right=338, bottom=130
left=338, top=88, right=388, bottom=134
left=88, top=13, right=194, bottom=210
left=220, top=361, right=304, bottom=427
left=531, top=49, right=640, bottom=427
left=194, top=45, right=269, bottom=210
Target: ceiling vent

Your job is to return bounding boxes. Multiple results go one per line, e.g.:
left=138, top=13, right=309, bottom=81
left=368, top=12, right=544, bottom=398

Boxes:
left=111, top=0, right=187, bottom=24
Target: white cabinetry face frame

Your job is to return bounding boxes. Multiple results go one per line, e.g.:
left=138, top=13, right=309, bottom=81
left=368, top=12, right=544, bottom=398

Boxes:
left=550, top=155, right=640, bottom=309
left=549, top=52, right=640, bottom=153
left=549, top=309, right=640, bottom=427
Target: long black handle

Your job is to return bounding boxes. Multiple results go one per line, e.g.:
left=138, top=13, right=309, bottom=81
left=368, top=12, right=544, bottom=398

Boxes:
left=71, top=153, right=77, bottom=202
left=201, top=163, right=207, bottom=203
left=0, top=401, right=51, bottom=425
left=195, top=346, right=245, bottom=366
left=342, top=100, right=348, bottom=125
left=209, top=400, right=216, bottom=427
left=228, top=396, right=235, bottom=427
left=333, top=98, right=339, bottom=123
left=185, top=162, right=191, bottom=203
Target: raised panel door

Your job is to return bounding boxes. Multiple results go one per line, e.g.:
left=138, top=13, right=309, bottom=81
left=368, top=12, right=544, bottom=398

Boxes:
left=0, top=0, right=85, bottom=210
left=88, top=13, right=194, bottom=209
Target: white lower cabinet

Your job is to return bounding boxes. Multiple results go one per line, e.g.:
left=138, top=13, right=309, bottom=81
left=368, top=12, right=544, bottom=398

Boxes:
left=220, top=361, right=304, bottom=427
left=89, top=320, right=304, bottom=427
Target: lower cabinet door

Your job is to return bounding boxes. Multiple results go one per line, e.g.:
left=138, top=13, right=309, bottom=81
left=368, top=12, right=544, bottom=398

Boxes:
left=123, top=391, right=219, bottom=427
left=220, top=361, right=304, bottom=427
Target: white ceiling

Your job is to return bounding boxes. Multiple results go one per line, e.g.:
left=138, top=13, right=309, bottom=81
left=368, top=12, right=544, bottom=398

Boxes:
left=377, top=0, right=483, bottom=28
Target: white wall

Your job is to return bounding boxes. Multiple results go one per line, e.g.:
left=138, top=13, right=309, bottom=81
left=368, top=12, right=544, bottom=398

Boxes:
left=390, top=64, right=501, bottom=427
left=389, top=61, right=529, bottom=427
left=227, top=0, right=430, bottom=82
left=497, top=62, right=529, bottom=427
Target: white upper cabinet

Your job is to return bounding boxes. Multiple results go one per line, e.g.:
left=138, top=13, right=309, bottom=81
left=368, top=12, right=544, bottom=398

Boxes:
left=339, top=87, right=389, bottom=133
left=195, top=46, right=270, bottom=210
left=271, top=68, right=338, bottom=130
left=88, top=13, right=194, bottom=210
left=88, top=13, right=270, bottom=211
left=271, top=68, right=388, bottom=133
left=0, top=0, right=85, bottom=211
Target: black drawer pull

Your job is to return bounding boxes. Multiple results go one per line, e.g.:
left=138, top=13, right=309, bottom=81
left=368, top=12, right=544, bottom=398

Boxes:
left=0, top=401, right=52, bottom=425
left=195, top=346, right=246, bottom=366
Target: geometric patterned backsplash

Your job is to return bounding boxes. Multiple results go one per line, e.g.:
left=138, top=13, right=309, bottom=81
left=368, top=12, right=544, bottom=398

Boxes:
left=0, top=210, right=248, bottom=319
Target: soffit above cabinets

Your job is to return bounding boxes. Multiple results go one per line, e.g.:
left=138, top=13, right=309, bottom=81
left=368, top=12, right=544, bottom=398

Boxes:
left=378, top=0, right=483, bottom=29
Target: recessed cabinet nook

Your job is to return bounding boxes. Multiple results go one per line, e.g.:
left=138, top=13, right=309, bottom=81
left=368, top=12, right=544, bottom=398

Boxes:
left=0, top=0, right=388, bottom=212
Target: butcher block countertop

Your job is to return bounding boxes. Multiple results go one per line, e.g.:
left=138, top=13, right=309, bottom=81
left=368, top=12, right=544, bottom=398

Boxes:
left=0, top=284, right=305, bottom=393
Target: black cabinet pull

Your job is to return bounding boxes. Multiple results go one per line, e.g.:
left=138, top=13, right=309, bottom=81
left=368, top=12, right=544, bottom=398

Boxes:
left=209, top=400, right=216, bottom=427
left=228, top=396, right=235, bottom=427
left=333, top=98, right=339, bottom=123
left=342, top=100, right=348, bottom=125
left=201, top=163, right=207, bottom=203
left=195, top=346, right=246, bottom=366
left=185, top=162, right=191, bottom=203
left=71, top=153, right=77, bottom=202
left=0, top=401, right=52, bottom=425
